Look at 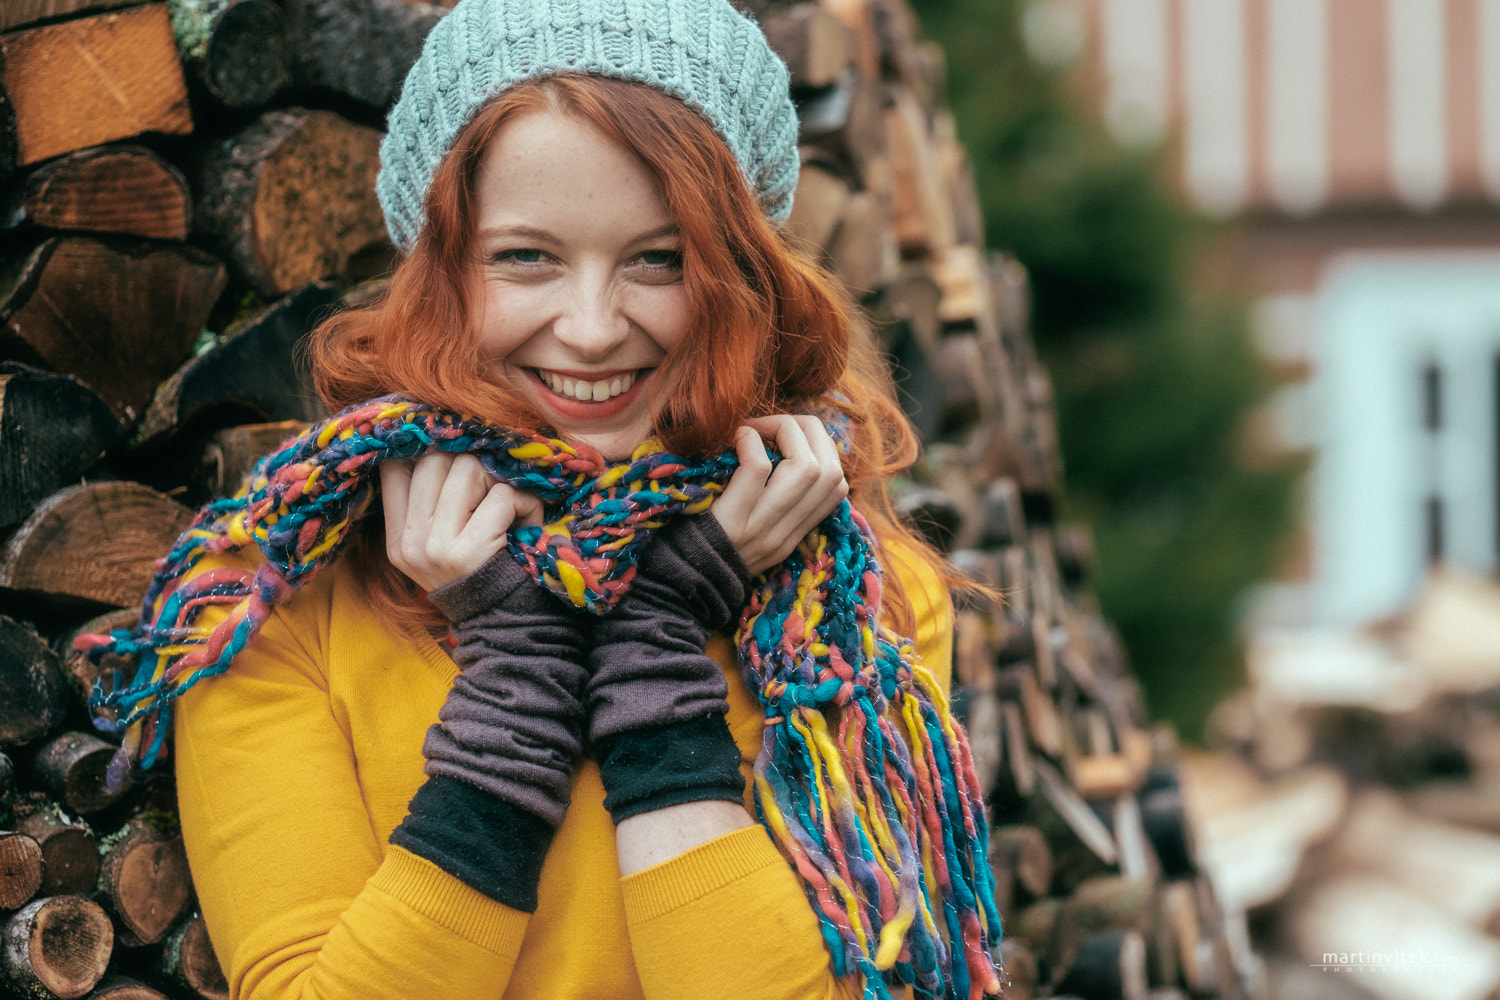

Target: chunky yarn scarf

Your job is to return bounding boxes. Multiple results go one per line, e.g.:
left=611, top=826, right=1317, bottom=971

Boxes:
left=79, top=396, right=1001, bottom=1000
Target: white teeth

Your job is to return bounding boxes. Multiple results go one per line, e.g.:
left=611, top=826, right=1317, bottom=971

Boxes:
left=537, top=370, right=636, bottom=402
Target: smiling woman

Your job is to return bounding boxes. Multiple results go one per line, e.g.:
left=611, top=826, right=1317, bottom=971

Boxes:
left=155, top=2, right=1002, bottom=999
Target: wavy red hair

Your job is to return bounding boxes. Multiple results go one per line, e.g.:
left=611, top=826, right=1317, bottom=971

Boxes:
left=310, top=75, right=942, bottom=634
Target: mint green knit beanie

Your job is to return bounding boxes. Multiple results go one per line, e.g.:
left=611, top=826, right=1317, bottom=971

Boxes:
left=377, top=0, right=800, bottom=252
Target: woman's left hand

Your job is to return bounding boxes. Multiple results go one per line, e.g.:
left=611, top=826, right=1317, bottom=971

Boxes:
left=711, top=415, right=849, bottom=576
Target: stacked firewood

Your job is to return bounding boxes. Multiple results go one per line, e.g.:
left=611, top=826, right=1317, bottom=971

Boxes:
left=1182, top=570, right=1500, bottom=1000
left=0, top=0, right=1257, bottom=998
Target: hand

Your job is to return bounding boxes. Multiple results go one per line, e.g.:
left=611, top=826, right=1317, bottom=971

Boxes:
left=380, top=452, right=544, bottom=592
left=711, top=415, right=849, bottom=576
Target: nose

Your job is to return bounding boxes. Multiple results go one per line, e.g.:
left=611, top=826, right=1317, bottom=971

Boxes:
left=552, top=273, right=630, bottom=361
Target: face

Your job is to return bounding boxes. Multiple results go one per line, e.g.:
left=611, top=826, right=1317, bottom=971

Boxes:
left=468, top=107, right=692, bottom=460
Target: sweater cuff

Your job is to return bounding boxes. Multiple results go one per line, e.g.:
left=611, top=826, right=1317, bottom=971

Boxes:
left=594, top=714, right=746, bottom=824
left=390, top=774, right=554, bottom=913
left=426, top=548, right=549, bottom=623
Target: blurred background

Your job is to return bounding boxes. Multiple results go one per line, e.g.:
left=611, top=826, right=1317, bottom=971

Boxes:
left=910, top=1, right=1500, bottom=997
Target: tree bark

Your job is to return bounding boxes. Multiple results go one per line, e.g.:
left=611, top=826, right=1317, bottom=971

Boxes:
left=172, top=0, right=291, bottom=109
left=27, top=732, right=129, bottom=817
left=280, top=0, right=445, bottom=110
left=0, top=361, right=124, bottom=530
left=156, top=913, right=229, bottom=1000
left=0, top=615, right=71, bottom=748
left=13, top=810, right=97, bottom=897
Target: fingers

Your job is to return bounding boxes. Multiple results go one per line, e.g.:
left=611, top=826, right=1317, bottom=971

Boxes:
left=715, top=416, right=850, bottom=575
left=380, top=451, right=545, bottom=591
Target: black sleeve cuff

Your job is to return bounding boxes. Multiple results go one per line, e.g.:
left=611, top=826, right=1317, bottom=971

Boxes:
left=426, top=547, right=564, bottom=623
left=592, top=714, right=747, bottom=824
left=390, top=773, right=554, bottom=913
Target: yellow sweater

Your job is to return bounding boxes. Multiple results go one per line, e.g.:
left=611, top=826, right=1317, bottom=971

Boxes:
left=173, top=541, right=953, bottom=1000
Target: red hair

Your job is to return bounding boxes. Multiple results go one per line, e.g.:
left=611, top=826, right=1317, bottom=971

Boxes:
left=310, top=75, right=943, bottom=634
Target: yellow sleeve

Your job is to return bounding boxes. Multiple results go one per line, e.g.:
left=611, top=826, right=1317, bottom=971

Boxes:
left=616, top=537, right=954, bottom=1000
left=172, top=561, right=528, bottom=1000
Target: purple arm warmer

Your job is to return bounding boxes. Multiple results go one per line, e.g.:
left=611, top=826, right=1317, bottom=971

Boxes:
left=587, top=515, right=751, bottom=823
left=390, top=550, right=588, bottom=911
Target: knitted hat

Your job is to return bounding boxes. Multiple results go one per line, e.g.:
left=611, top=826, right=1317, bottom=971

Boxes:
left=378, top=0, right=800, bottom=251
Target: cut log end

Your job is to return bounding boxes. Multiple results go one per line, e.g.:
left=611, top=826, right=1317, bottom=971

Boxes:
left=2, top=895, right=113, bottom=1000
left=0, top=833, right=44, bottom=910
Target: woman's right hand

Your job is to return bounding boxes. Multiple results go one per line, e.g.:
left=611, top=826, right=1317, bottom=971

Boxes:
left=379, top=453, right=543, bottom=592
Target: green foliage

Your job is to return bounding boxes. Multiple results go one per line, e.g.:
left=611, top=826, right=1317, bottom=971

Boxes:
left=912, top=0, right=1300, bottom=735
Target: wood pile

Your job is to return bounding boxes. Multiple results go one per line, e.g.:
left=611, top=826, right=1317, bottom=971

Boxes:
left=1181, top=568, right=1500, bottom=1000
left=0, top=1, right=1259, bottom=998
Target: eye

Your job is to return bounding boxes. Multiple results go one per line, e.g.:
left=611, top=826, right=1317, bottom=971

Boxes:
left=493, top=248, right=547, bottom=265
left=634, top=249, right=683, bottom=276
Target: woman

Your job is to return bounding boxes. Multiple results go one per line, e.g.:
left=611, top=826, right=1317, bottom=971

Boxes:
left=125, top=0, right=1002, bottom=997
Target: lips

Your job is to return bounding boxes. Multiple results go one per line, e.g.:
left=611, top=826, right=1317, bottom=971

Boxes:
left=525, top=367, right=649, bottom=421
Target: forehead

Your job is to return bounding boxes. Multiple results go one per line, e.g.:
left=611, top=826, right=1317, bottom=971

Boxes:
left=472, top=109, right=673, bottom=231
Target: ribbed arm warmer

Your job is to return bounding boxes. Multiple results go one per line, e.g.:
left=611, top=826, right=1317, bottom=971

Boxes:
left=588, top=515, right=751, bottom=823
left=391, top=551, right=588, bottom=912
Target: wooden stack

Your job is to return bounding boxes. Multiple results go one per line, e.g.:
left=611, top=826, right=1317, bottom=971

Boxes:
left=1182, top=570, right=1500, bottom=1000
left=0, top=1, right=1257, bottom=998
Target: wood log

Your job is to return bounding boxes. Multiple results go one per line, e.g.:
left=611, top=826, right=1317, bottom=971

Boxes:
left=0, top=832, right=44, bottom=910
left=200, top=420, right=311, bottom=498
left=762, top=4, right=855, bottom=90
left=1110, top=794, right=1158, bottom=883
left=1007, top=897, right=1061, bottom=972
left=1, top=146, right=190, bottom=240
left=997, top=664, right=1064, bottom=758
left=0, top=752, right=13, bottom=795
left=797, top=72, right=887, bottom=187
left=171, top=0, right=291, bottom=109
left=27, top=732, right=129, bottom=817
left=989, top=824, right=1053, bottom=903
left=85, top=976, right=170, bottom=1000
left=0, top=237, right=227, bottom=422
left=57, top=609, right=138, bottom=733
left=0, top=482, right=195, bottom=610
left=0, top=6, right=192, bottom=170
left=1053, top=929, right=1149, bottom=1000
left=996, top=700, right=1036, bottom=803
left=280, top=0, right=445, bottom=110
left=0, top=0, right=136, bottom=31
left=1138, top=768, right=1197, bottom=880
left=195, top=109, right=387, bottom=296
left=979, top=477, right=1025, bottom=549
left=1027, top=758, right=1118, bottom=895
left=1, top=896, right=112, bottom=1000
left=14, top=810, right=97, bottom=897
left=0, top=615, right=71, bottom=748
left=826, top=190, right=897, bottom=294
left=884, top=87, right=954, bottom=258
left=997, top=938, right=1038, bottom=1000
left=96, top=819, right=192, bottom=946
left=1159, top=881, right=1206, bottom=995
left=0, top=362, right=123, bottom=530
left=820, top=0, right=880, bottom=80
left=156, top=913, right=229, bottom=1000
left=784, top=158, right=851, bottom=255
left=134, top=281, right=339, bottom=450
left=1332, top=788, right=1500, bottom=932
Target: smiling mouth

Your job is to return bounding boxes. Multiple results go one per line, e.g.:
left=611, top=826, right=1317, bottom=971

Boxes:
left=532, top=368, right=639, bottom=403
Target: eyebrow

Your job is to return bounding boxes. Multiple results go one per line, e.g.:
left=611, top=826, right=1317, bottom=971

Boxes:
left=473, top=223, right=681, bottom=245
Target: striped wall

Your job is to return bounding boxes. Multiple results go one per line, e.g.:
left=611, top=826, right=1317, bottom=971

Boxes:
left=1072, top=0, right=1500, bottom=214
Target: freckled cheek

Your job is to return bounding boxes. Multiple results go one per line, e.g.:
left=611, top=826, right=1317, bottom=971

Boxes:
left=629, top=285, right=694, bottom=353
left=471, top=288, right=547, bottom=363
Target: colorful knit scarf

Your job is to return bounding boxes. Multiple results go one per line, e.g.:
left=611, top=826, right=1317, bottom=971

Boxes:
left=79, top=396, right=1001, bottom=1000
